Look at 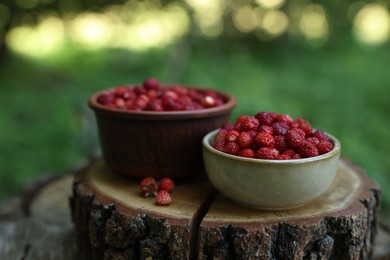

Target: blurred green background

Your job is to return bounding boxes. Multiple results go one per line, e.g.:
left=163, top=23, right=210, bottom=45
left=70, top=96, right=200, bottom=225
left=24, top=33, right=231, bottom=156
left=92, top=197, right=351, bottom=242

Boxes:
left=0, top=0, right=389, bottom=214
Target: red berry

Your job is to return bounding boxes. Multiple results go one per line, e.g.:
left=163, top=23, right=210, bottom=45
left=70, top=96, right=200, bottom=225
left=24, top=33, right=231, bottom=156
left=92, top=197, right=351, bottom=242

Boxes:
left=285, top=129, right=305, bottom=148
left=140, top=177, right=158, bottom=197
left=274, top=135, right=288, bottom=152
left=143, top=78, right=160, bottom=90
left=247, top=130, right=258, bottom=139
left=114, top=98, right=126, bottom=109
left=115, top=86, right=128, bottom=97
left=162, top=96, right=183, bottom=111
left=171, top=85, right=189, bottom=96
left=272, top=122, right=289, bottom=135
left=97, top=92, right=114, bottom=105
left=134, top=95, right=149, bottom=110
left=134, top=86, right=147, bottom=95
left=240, top=116, right=259, bottom=131
left=275, top=114, right=293, bottom=124
left=276, top=154, right=291, bottom=160
left=146, top=89, right=158, bottom=100
left=226, top=130, right=240, bottom=142
left=236, top=115, right=249, bottom=124
left=291, top=118, right=312, bottom=135
left=297, top=141, right=319, bottom=158
left=213, top=141, right=226, bottom=151
left=215, top=129, right=228, bottom=142
left=258, top=125, right=273, bottom=135
left=145, top=100, right=163, bottom=111
left=237, top=132, right=254, bottom=148
left=155, top=190, right=172, bottom=205
left=255, top=132, right=275, bottom=148
left=317, top=140, right=334, bottom=154
left=256, top=147, right=279, bottom=160
left=307, top=137, right=320, bottom=146
left=223, top=142, right=240, bottom=155
left=159, top=177, right=174, bottom=192
left=291, top=153, right=302, bottom=159
left=283, top=149, right=295, bottom=157
left=311, top=130, right=330, bottom=141
left=255, top=112, right=275, bottom=126
left=238, top=148, right=255, bottom=158
left=201, top=95, right=217, bottom=108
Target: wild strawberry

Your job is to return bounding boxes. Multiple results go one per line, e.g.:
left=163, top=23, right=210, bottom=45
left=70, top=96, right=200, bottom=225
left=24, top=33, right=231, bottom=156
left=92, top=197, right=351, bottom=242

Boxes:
left=114, top=98, right=126, bottom=109
left=223, top=142, right=240, bottom=155
left=297, top=141, right=319, bottom=158
left=283, top=149, right=295, bottom=157
left=307, top=137, right=320, bottom=146
left=311, top=130, right=330, bottom=141
left=258, top=125, right=273, bottom=135
left=234, top=123, right=242, bottom=131
left=238, top=148, right=255, bottom=158
left=240, top=116, right=259, bottom=131
left=275, top=114, right=293, bottom=124
left=146, top=90, right=158, bottom=100
left=237, top=132, right=254, bottom=148
left=155, top=190, right=172, bottom=205
left=162, top=96, right=183, bottom=111
left=145, top=100, right=163, bottom=111
left=139, top=177, right=158, bottom=197
left=255, top=112, right=274, bottom=126
left=171, top=85, right=189, bottom=96
left=159, top=177, right=174, bottom=192
left=215, top=129, right=228, bottom=142
left=291, top=153, right=302, bottom=159
left=134, top=86, right=147, bottom=95
left=236, top=115, right=249, bottom=124
left=272, top=122, right=289, bottom=135
left=134, top=95, right=149, bottom=110
left=201, top=95, right=217, bottom=108
left=97, top=92, right=114, bottom=105
left=255, top=132, right=275, bottom=148
left=143, top=78, right=160, bottom=90
left=256, top=147, right=279, bottom=160
left=317, top=140, right=334, bottom=154
left=115, top=86, right=128, bottom=97
left=125, top=100, right=135, bottom=110
left=291, top=118, right=312, bottom=135
left=163, top=90, right=179, bottom=100
left=213, top=141, right=226, bottom=151
left=226, top=130, right=240, bottom=142
left=247, top=130, right=258, bottom=139
left=274, top=135, right=288, bottom=152
left=276, top=154, right=291, bottom=160
left=285, top=129, right=305, bottom=148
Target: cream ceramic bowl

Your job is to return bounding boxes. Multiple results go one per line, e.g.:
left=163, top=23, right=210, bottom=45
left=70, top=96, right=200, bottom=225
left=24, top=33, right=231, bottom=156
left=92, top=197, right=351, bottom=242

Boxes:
left=202, top=129, right=341, bottom=210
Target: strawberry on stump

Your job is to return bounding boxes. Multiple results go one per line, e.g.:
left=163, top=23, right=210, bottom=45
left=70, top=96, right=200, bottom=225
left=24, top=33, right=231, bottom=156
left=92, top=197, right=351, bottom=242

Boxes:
left=155, top=190, right=172, bottom=205
left=139, top=177, right=158, bottom=197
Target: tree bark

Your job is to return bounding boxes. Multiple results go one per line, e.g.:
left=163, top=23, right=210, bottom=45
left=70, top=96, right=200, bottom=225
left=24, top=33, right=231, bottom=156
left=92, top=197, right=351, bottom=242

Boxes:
left=70, top=159, right=381, bottom=260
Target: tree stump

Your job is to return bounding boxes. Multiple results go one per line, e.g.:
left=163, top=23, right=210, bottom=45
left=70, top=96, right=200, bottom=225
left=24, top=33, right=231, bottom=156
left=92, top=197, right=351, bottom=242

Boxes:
left=70, top=159, right=381, bottom=260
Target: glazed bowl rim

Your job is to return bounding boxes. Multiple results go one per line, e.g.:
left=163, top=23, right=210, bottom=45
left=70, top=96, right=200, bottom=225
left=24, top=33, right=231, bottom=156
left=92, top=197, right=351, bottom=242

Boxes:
left=203, top=129, right=341, bottom=165
left=88, top=85, right=236, bottom=120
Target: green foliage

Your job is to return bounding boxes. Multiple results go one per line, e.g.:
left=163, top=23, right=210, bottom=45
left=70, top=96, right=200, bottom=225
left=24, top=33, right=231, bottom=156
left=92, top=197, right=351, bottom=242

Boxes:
left=0, top=39, right=389, bottom=216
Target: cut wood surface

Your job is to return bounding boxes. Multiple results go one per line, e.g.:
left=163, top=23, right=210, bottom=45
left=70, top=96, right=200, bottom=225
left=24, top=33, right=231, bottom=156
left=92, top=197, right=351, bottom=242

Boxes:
left=70, top=158, right=383, bottom=260
left=1, top=158, right=389, bottom=259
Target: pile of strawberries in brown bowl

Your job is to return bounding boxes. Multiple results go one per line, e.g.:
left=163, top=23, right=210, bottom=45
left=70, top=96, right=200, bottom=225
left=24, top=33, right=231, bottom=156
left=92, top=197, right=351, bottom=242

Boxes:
left=89, top=78, right=236, bottom=180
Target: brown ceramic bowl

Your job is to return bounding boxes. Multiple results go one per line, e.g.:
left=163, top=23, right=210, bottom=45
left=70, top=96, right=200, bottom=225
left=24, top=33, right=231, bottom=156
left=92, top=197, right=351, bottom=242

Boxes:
left=89, top=86, right=236, bottom=180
